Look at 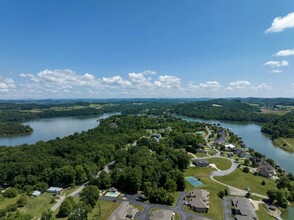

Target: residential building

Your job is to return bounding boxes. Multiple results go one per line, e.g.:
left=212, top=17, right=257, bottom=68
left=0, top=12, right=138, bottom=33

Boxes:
left=108, top=201, right=138, bottom=220
left=193, top=159, right=210, bottom=167
left=231, top=197, right=257, bottom=220
left=31, top=190, right=41, bottom=197
left=187, top=189, right=209, bottom=213
left=258, top=161, right=275, bottom=178
left=47, top=187, right=62, bottom=194
left=149, top=209, right=174, bottom=220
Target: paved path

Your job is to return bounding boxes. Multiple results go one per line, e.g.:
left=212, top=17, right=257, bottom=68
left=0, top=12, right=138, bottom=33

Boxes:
left=50, top=161, right=115, bottom=212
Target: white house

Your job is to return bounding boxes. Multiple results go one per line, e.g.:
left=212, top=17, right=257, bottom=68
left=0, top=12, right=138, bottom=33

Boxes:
left=32, top=190, right=41, bottom=197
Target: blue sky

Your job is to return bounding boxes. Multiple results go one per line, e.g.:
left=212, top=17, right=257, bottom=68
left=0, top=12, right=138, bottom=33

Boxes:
left=0, top=0, right=294, bottom=99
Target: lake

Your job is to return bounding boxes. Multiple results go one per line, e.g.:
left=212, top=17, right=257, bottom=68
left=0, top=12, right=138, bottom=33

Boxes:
left=0, top=113, right=117, bottom=146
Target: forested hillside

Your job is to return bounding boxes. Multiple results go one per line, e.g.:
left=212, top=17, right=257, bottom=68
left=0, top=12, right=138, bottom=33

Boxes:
left=262, top=111, right=294, bottom=139
left=0, top=115, right=205, bottom=204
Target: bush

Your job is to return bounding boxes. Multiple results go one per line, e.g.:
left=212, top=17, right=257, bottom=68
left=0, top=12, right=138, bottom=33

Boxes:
left=217, top=191, right=224, bottom=198
left=6, top=203, right=18, bottom=212
left=242, top=167, right=250, bottom=173
left=3, top=188, right=18, bottom=198
left=17, top=195, right=28, bottom=207
left=261, top=180, right=266, bottom=185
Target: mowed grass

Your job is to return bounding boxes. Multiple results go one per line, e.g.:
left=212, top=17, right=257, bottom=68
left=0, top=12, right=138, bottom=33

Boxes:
left=20, top=193, right=54, bottom=218
left=274, top=138, right=294, bottom=153
left=207, top=158, right=232, bottom=170
left=0, top=194, right=21, bottom=209
left=88, top=200, right=120, bottom=220
left=214, top=168, right=276, bottom=196
left=184, top=167, right=226, bottom=220
left=256, top=204, right=274, bottom=220
left=261, top=108, right=289, bottom=115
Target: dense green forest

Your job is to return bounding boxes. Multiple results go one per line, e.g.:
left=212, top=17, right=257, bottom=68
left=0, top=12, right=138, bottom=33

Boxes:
left=0, top=115, right=206, bottom=205
left=170, top=99, right=278, bottom=122
left=0, top=123, right=32, bottom=136
left=261, top=111, right=294, bottom=139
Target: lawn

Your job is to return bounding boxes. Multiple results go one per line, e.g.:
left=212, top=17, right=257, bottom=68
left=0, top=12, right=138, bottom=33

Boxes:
left=184, top=167, right=226, bottom=220
left=172, top=192, right=180, bottom=206
left=195, top=152, right=208, bottom=158
left=0, top=194, right=21, bottom=209
left=88, top=200, right=120, bottom=220
left=256, top=204, right=274, bottom=220
left=20, top=193, right=54, bottom=218
left=214, top=168, right=276, bottom=196
left=274, top=138, right=294, bottom=153
left=207, top=158, right=232, bottom=170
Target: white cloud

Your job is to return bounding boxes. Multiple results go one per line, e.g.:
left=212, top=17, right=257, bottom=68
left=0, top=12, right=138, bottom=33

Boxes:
left=142, top=70, right=156, bottom=75
left=274, top=49, right=294, bottom=57
left=102, top=76, right=131, bottom=87
left=255, top=83, right=271, bottom=91
left=266, top=12, right=294, bottom=33
left=263, top=60, right=289, bottom=67
left=0, top=77, right=16, bottom=92
left=226, top=80, right=251, bottom=90
left=154, top=75, right=181, bottom=89
left=271, top=69, right=283, bottom=73
left=199, top=81, right=221, bottom=89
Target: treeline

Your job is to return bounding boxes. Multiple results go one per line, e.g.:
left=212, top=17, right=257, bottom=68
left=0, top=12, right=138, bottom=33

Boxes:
left=0, top=123, right=32, bottom=136
left=170, top=99, right=278, bottom=122
left=261, top=111, right=294, bottom=139
left=0, top=115, right=205, bottom=204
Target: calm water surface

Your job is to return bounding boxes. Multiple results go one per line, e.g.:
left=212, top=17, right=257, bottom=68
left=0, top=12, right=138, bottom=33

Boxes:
left=0, top=113, right=117, bottom=146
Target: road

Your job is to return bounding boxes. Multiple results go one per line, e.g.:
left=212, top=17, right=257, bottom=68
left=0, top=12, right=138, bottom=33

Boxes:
left=50, top=161, right=115, bottom=212
left=101, top=192, right=211, bottom=220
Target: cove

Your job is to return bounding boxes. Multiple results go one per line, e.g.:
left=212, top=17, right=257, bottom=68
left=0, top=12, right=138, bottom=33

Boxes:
left=0, top=113, right=118, bottom=147
left=179, top=115, right=294, bottom=220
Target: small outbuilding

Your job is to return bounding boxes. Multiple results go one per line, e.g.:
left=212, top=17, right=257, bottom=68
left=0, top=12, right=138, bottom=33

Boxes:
left=32, top=190, right=41, bottom=197
left=47, top=187, right=63, bottom=194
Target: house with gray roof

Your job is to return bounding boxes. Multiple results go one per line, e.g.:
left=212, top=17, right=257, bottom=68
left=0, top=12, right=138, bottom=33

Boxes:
left=188, top=189, right=209, bottom=213
left=149, top=209, right=174, bottom=220
left=108, top=201, right=138, bottom=220
left=231, top=197, right=257, bottom=220
left=193, top=159, right=210, bottom=167
left=257, top=161, right=275, bottom=178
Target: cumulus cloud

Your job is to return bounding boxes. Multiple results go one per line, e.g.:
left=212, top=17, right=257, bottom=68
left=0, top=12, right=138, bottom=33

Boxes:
left=0, top=77, right=16, bottom=92
left=271, top=69, right=283, bottom=73
left=199, top=81, right=221, bottom=90
left=154, top=75, right=181, bottom=89
left=274, top=49, right=294, bottom=57
left=263, top=60, right=289, bottom=67
left=266, top=12, right=294, bottom=33
left=225, top=80, right=271, bottom=92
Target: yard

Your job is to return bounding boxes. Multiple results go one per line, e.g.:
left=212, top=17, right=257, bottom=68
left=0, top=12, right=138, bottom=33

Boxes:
left=0, top=194, right=21, bottom=210
left=88, top=200, right=120, bottom=220
left=184, top=167, right=226, bottom=220
left=256, top=204, right=274, bottom=220
left=214, top=168, right=276, bottom=196
left=207, top=158, right=232, bottom=170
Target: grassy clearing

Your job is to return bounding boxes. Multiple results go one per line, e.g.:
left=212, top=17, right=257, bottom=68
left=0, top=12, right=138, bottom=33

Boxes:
left=184, top=167, right=225, bottom=220
left=207, top=158, right=232, bottom=170
left=172, top=192, right=180, bottom=206
left=0, top=195, right=21, bottom=209
left=274, top=138, right=294, bottom=153
left=256, top=204, right=274, bottom=220
left=195, top=153, right=208, bottom=158
left=261, top=108, right=289, bottom=115
left=20, top=193, right=54, bottom=218
left=132, top=204, right=145, bottom=212
left=88, top=200, right=120, bottom=220
left=214, top=168, right=276, bottom=196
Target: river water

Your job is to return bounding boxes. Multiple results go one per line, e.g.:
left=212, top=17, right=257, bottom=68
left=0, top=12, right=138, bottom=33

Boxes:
left=0, top=113, right=116, bottom=146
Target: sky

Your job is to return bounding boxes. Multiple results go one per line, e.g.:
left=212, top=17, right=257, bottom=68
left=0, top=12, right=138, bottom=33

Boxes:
left=0, top=0, right=294, bottom=99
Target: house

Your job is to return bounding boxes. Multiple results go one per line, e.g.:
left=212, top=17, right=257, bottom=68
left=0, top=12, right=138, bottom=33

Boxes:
left=108, top=201, right=138, bottom=220
left=215, top=136, right=225, bottom=145
left=149, top=209, right=174, bottom=220
left=231, top=197, right=257, bottom=220
left=225, top=144, right=236, bottom=149
left=258, top=161, right=275, bottom=178
left=187, top=189, right=209, bottom=213
left=47, top=187, right=62, bottom=194
left=31, top=190, right=41, bottom=197
left=193, top=159, right=210, bottom=167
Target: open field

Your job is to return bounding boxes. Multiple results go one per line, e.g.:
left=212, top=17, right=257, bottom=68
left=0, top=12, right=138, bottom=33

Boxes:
left=0, top=195, right=21, bottom=210
left=274, top=138, right=294, bottom=153
left=260, top=108, right=289, bottom=115
left=207, top=158, right=232, bottom=170
left=20, top=193, right=54, bottom=218
left=88, top=200, right=120, bottom=220
left=214, top=168, right=276, bottom=196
